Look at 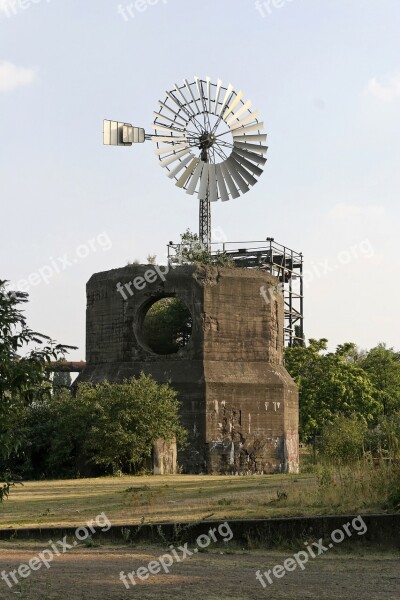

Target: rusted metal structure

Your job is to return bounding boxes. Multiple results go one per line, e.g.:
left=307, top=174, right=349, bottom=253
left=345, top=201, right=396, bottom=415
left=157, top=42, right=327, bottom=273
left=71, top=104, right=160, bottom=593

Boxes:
left=48, top=361, right=86, bottom=372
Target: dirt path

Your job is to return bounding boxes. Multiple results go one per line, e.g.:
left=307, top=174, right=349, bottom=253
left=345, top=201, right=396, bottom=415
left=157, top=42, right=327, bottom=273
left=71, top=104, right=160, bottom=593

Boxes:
left=0, top=544, right=398, bottom=599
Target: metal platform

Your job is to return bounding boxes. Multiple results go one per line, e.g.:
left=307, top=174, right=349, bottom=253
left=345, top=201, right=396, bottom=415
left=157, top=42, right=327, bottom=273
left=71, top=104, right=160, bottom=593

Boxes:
left=167, top=237, right=304, bottom=347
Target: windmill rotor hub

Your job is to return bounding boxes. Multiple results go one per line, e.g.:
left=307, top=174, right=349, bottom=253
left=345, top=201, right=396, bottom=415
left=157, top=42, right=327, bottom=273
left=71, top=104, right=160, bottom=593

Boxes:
left=198, top=132, right=215, bottom=150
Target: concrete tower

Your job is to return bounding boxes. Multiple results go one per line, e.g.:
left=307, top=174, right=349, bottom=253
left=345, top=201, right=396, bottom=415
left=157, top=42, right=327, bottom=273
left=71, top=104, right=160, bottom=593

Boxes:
left=77, top=264, right=299, bottom=474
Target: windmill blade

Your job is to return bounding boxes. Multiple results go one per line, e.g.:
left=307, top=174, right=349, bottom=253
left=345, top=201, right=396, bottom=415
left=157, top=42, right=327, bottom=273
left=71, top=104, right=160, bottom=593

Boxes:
left=231, top=152, right=264, bottom=178
left=220, top=162, right=240, bottom=199
left=213, top=79, right=223, bottom=115
left=174, top=83, right=196, bottom=118
left=184, top=78, right=201, bottom=115
left=233, top=145, right=268, bottom=165
left=158, top=100, right=187, bottom=124
left=195, top=77, right=208, bottom=117
left=219, top=83, right=234, bottom=116
left=232, top=122, right=264, bottom=136
left=153, top=123, right=187, bottom=135
left=228, top=156, right=257, bottom=187
left=175, top=158, right=199, bottom=188
left=164, top=90, right=192, bottom=122
left=195, top=77, right=204, bottom=106
left=168, top=154, right=194, bottom=179
left=155, top=142, right=189, bottom=156
left=174, top=82, right=205, bottom=134
left=186, top=161, right=203, bottom=195
left=153, top=111, right=188, bottom=128
left=206, top=77, right=212, bottom=114
left=215, top=164, right=230, bottom=202
left=234, top=141, right=268, bottom=153
left=233, top=133, right=268, bottom=143
left=225, top=159, right=250, bottom=193
left=198, top=164, right=210, bottom=200
left=223, top=91, right=244, bottom=120
left=228, top=110, right=260, bottom=128
left=208, top=164, right=218, bottom=202
left=226, top=99, right=253, bottom=123
left=159, top=147, right=192, bottom=168
left=151, top=135, right=188, bottom=142
left=232, top=151, right=264, bottom=176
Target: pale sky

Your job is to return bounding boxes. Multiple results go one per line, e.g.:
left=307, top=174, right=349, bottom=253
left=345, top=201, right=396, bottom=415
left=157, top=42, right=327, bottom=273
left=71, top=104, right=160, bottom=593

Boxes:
left=1, top=0, right=399, bottom=361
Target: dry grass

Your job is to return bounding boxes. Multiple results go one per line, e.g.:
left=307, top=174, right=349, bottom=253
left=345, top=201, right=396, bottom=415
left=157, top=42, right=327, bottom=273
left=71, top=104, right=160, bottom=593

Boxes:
left=0, top=463, right=395, bottom=529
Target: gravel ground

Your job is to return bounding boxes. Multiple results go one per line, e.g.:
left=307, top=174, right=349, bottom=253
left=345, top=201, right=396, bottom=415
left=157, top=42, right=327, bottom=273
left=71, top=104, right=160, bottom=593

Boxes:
left=0, top=544, right=399, bottom=599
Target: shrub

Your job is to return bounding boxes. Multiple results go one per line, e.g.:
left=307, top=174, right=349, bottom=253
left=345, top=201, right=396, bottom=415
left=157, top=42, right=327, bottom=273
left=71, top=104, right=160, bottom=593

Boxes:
left=319, top=415, right=367, bottom=464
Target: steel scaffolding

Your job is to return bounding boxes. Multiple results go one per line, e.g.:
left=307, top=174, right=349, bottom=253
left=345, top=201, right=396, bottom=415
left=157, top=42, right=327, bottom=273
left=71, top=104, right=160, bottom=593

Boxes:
left=167, top=237, right=304, bottom=347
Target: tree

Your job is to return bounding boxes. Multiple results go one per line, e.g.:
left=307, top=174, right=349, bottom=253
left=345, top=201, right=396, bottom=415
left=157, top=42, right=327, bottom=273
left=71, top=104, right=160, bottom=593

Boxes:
left=171, top=229, right=234, bottom=267
left=360, top=344, right=400, bottom=415
left=52, top=371, right=72, bottom=392
left=0, top=280, right=73, bottom=500
left=142, top=297, right=192, bottom=354
left=365, top=412, right=400, bottom=460
left=285, top=339, right=380, bottom=442
left=6, top=375, right=187, bottom=477
left=319, top=415, right=367, bottom=463
left=79, top=376, right=187, bottom=473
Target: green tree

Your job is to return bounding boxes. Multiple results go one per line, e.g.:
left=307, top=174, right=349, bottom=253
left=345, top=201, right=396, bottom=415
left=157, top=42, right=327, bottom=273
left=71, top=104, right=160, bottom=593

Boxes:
left=365, top=412, right=400, bottom=460
left=285, top=339, right=380, bottom=442
left=0, top=281, right=73, bottom=499
left=172, top=229, right=234, bottom=267
left=5, top=375, right=187, bottom=478
left=360, top=344, right=400, bottom=415
left=319, top=415, right=367, bottom=463
left=79, top=375, right=187, bottom=473
left=142, top=297, right=192, bottom=354
left=52, top=371, right=72, bottom=392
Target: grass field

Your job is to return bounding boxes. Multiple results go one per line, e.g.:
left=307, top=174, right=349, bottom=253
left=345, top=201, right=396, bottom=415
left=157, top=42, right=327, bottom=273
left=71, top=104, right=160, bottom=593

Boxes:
left=0, top=471, right=398, bottom=599
left=0, top=469, right=392, bottom=529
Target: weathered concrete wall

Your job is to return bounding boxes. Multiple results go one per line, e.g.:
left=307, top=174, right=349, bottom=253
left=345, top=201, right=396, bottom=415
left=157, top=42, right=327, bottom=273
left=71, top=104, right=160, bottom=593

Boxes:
left=153, top=438, right=177, bottom=475
left=198, top=267, right=298, bottom=473
left=77, top=264, right=299, bottom=474
left=4, top=514, right=398, bottom=548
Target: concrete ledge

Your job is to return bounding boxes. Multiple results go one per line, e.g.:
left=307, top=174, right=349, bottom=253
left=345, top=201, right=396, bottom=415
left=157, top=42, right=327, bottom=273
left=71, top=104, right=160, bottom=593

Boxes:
left=0, top=514, right=399, bottom=548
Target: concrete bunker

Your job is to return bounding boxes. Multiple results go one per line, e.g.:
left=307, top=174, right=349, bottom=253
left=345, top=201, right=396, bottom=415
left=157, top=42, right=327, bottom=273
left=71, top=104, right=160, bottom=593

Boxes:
left=77, top=264, right=299, bottom=474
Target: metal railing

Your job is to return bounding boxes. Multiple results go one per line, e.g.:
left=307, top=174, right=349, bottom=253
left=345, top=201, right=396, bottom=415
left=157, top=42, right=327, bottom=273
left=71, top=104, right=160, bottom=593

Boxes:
left=167, top=237, right=304, bottom=347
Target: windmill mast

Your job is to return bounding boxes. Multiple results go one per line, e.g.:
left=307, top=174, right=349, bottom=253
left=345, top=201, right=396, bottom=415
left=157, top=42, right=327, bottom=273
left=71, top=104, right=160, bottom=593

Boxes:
left=199, top=192, right=211, bottom=252
left=199, top=139, right=211, bottom=251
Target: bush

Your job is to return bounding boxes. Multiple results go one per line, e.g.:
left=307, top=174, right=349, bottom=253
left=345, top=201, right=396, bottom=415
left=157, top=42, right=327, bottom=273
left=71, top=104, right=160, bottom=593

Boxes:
left=2, top=374, right=187, bottom=478
left=319, top=415, right=367, bottom=464
left=171, top=229, right=234, bottom=267
left=365, top=413, right=400, bottom=460
left=386, top=479, right=400, bottom=510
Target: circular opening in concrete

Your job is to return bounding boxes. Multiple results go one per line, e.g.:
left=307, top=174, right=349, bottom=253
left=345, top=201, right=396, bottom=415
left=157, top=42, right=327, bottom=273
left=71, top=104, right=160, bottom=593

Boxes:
left=141, top=296, right=193, bottom=355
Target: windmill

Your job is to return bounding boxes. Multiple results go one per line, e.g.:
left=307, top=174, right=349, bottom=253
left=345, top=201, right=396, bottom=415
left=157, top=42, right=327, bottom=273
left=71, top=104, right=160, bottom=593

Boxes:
left=103, top=77, right=267, bottom=250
